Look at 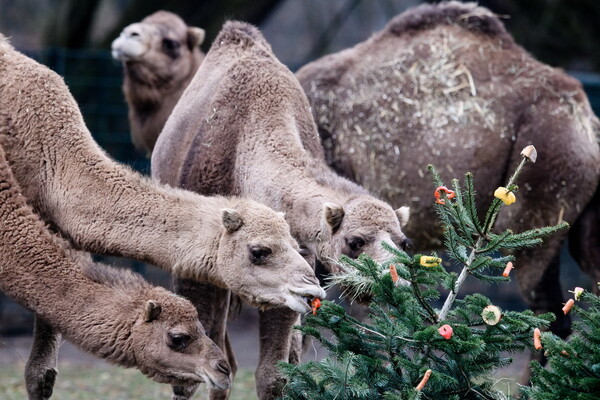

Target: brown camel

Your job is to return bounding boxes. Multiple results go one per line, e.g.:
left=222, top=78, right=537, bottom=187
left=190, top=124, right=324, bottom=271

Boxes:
left=152, top=21, right=410, bottom=400
left=112, top=10, right=205, bottom=155
left=295, top=1, right=600, bottom=342
left=0, top=145, right=231, bottom=398
left=0, top=34, right=324, bottom=398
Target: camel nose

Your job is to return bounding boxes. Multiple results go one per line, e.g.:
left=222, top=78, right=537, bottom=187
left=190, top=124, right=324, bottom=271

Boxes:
left=301, top=275, right=319, bottom=286
left=212, top=359, right=231, bottom=377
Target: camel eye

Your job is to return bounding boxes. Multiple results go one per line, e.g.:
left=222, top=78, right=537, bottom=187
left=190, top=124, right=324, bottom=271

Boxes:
left=162, top=38, right=180, bottom=55
left=346, top=236, right=365, bottom=253
left=168, top=332, right=191, bottom=351
left=400, top=238, right=412, bottom=251
left=249, top=245, right=272, bottom=265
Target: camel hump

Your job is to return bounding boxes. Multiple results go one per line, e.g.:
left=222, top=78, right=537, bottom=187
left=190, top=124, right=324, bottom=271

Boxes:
left=214, top=20, right=270, bottom=51
left=383, top=1, right=510, bottom=39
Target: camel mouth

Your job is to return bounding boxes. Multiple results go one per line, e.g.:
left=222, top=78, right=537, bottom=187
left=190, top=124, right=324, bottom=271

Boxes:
left=111, top=36, right=148, bottom=62
left=147, top=370, right=203, bottom=386
left=200, top=371, right=231, bottom=391
left=284, top=293, right=312, bottom=313
left=287, top=286, right=326, bottom=313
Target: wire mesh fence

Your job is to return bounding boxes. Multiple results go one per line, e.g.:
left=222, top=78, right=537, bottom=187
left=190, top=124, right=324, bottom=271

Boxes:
left=25, top=47, right=150, bottom=172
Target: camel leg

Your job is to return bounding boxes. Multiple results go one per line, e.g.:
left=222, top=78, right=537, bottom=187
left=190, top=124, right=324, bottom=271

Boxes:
left=25, top=316, right=61, bottom=400
left=569, top=187, right=600, bottom=293
left=256, top=307, right=300, bottom=400
left=515, top=245, right=570, bottom=385
left=223, top=330, right=237, bottom=377
left=171, top=278, right=234, bottom=400
left=519, top=249, right=571, bottom=338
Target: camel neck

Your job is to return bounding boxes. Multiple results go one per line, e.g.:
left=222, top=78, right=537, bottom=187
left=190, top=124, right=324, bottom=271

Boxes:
left=0, top=160, right=139, bottom=367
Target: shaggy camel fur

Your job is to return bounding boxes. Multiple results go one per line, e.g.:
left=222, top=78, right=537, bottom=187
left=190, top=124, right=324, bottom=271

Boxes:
left=296, top=1, right=600, bottom=341
left=0, top=34, right=324, bottom=398
left=0, top=34, right=323, bottom=314
left=152, top=21, right=410, bottom=400
left=112, top=10, right=204, bottom=155
left=0, top=145, right=231, bottom=398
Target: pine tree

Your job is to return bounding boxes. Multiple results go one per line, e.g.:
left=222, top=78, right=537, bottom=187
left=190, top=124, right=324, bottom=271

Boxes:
left=523, top=286, right=600, bottom=400
left=280, top=145, right=568, bottom=400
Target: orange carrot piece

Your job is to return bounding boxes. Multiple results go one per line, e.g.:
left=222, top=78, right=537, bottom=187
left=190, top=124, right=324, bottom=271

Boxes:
left=533, top=328, right=542, bottom=350
left=434, top=186, right=456, bottom=205
left=416, top=369, right=432, bottom=391
left=502, top=261, right=514, bottom=278
left=562, top=298, right=575, bottom=315
left=311, top=298, right=321, bottom=315
left=389, top=264, right=399, bottom=283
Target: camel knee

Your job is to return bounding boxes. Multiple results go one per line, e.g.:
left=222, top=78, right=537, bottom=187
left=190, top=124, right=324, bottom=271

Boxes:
left=26, top=318, right=60, bottom=400
left=255, top=366, right=286, bottom=400
left=25, top=365, right=58, bottom=400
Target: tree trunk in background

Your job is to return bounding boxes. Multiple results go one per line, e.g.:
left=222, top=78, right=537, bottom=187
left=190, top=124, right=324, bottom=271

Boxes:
left=44, top=0, right=102, bottom=48
left=479, top=0, right=600, bottom=71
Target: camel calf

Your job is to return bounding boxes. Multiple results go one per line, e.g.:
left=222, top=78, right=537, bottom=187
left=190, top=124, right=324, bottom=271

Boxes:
left=153, top=21, right=410, bottom=400
left=0, top=145, right=230, bottom=398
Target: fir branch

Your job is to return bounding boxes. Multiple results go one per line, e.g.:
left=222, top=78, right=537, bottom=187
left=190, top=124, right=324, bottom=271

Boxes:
left=450, top=178, right=478, bottom=242
left=451, top=202, right=477, bottom=246
left=477, top=231, right=512, bottom=254
left=427, top=163, right=445, bottom=187
left=482, top=198, right=504, bottom=236
left=408, top=260, right=439, bottom=324
left=483, top=152, right=530, bottom=233
left=463, top=172, right=484, bottom=234
left=466, top=256, right=493, bottom=273
left=439, top=237, right=483, bottom=321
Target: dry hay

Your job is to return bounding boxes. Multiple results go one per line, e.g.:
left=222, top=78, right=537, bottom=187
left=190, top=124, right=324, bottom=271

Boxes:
left=302, top=23, right=600, bottom=202
left=306, top=26, right=597, bottom=154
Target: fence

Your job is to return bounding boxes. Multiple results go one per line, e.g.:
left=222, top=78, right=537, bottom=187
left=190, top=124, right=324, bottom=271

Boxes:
left=1, top=48, right=600, bottom=335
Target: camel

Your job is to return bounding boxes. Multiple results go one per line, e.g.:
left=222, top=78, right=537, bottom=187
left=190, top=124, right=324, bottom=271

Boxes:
left=152, top=21, right=410, bottom=400
left=295, top=1, right=600, bottom=343
left=0, top=34, right=324, bottom=398
left=0, top=144, right=231, bottom=398
left=112, top=10, right=205, bottom=155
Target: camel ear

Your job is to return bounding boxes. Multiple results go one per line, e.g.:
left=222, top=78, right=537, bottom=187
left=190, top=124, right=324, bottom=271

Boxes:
left=323, top=202, right=345, bottom=234
left=187, top=27, right=205, bottom=48
left=396, top=206, right=410, bottom=228
left=144, top=300, right=162, bottom=322
left=222, top=208, right=244, bottom=232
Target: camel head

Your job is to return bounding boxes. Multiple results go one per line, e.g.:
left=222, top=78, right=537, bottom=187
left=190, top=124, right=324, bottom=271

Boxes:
left=111, top=10, right=204, bottom=85
left=215, top=201, right=326, bottom=313
left=318, top=196, right=410, bottom=273
left=131, top=287, right=231, bottom=390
